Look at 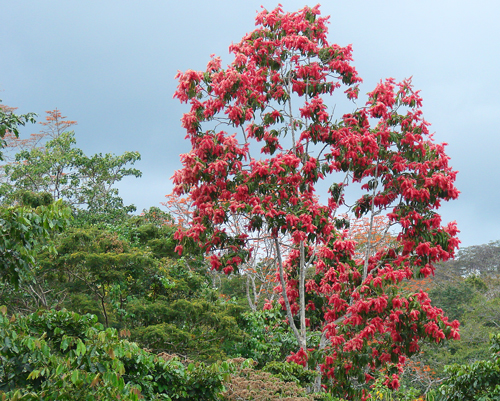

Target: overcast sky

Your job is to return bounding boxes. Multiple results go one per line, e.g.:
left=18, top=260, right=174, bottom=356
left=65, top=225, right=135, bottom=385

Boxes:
left=1, top=0, right=499, bottom=248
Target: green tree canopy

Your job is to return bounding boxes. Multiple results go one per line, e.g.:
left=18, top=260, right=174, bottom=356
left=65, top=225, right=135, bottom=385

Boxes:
left=0, top=102, right=71, bottom=288
left=1, top=110, right=142, bottom=225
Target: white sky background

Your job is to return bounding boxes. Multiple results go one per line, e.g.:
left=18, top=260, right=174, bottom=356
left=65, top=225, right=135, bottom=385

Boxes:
left=1, top=0, right=498, bottom=248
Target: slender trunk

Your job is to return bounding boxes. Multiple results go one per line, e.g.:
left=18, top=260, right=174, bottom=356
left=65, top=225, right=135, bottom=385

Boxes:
left=274, top=237, right=305, bottom=349
left=250, top=274, right=258, bottom=309
left=313, top=332, right=329, bottom=392
left=362, top=158, right=380, bottom=282
left=299, top=240, right=306, bottom=341
left=287, top=67, right=296, bottom=155
left=245, top=275, right=256, bottom=312
left=100, top=294, right=108, bottom=327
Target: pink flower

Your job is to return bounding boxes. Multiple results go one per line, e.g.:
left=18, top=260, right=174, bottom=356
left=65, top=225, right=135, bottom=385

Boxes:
left=263, top=299, right=273, bottom=310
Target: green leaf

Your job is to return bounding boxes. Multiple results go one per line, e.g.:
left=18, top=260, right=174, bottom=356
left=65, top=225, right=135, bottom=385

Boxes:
left=71, top=370, right=80, bottom=384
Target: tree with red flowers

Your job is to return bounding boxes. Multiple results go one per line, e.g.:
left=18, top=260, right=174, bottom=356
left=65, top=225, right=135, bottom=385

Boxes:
left=172, top=5, right=460, bottom=398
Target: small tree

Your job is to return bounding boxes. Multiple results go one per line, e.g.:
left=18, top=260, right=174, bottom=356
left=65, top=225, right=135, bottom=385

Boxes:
left=0, top=102, right=70, bottom=288
left=172, top=5, right=460, bottom=397
left=1, top=110, right=142, bottom=224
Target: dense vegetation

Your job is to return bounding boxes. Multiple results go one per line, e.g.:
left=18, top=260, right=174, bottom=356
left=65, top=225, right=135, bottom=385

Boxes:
left=2, top=6, right=500, bottom=401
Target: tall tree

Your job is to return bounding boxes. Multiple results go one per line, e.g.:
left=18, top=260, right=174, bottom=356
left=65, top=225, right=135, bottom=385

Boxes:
left=0, top=102, right=70, bottom=287
left=1, top=110, right=141, bottom=224
left=449, top=240, right=500, bottom=278
left=172, top=5, right=460, bottom=397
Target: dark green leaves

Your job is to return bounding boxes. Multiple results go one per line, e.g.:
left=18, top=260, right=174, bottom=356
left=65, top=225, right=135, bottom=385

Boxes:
left=0, top=200, right=71, bottom=287
left=0, top=307, right=227, bottom=400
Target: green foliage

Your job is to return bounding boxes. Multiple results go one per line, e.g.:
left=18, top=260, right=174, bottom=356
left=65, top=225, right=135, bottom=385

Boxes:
left=262, top=361, right=318, bottom=388
left=399, top=244, right=500, bottom=395
left=0, top=101, right=36, bottom=159
left=448, top=295, right=500, bottom=364
left=1, top=102, right=251, bottom=397
left=0, top=200, right=71, bottom=287
left=0, top=307, right=226, bottom=400
left=133, top=222, right=178, bottom=259
left=38, top=227, right=161, bottom=326
left=2, top=131, right=141, bottom=224
left=15, top=191, right=54, bottom=208
left=236, top=306, right=301, bottom=366
left=0, top=103, right=71, bottom=289
left=1, top=201, right=247, bottom=363
left=416, top=275, right=500, bottom=384
left=438, top=333, right=500, bottom=400
left=218, top=274, right=250, bottom=308
left=152, top=257, right=209, bottom=301
left=428, top=280, right=476, bottom=321
left=93, top=209, right=179, bottom=258
left=130, top=297, right=246, bottom=362
left=125, top=258, right=247, bottom=361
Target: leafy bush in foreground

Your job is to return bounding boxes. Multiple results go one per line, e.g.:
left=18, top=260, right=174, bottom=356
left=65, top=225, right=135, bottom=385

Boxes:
left=0, top=307, right=225, bottom=400
left=438, top=332, right=500, bottom=400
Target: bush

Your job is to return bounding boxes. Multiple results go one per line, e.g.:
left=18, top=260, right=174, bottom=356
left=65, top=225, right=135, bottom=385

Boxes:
left=0, top=307, right=226, bottom=400
left=438, top=333, right=500, bottom=400
left=221, top=358, right=314, bottom=401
